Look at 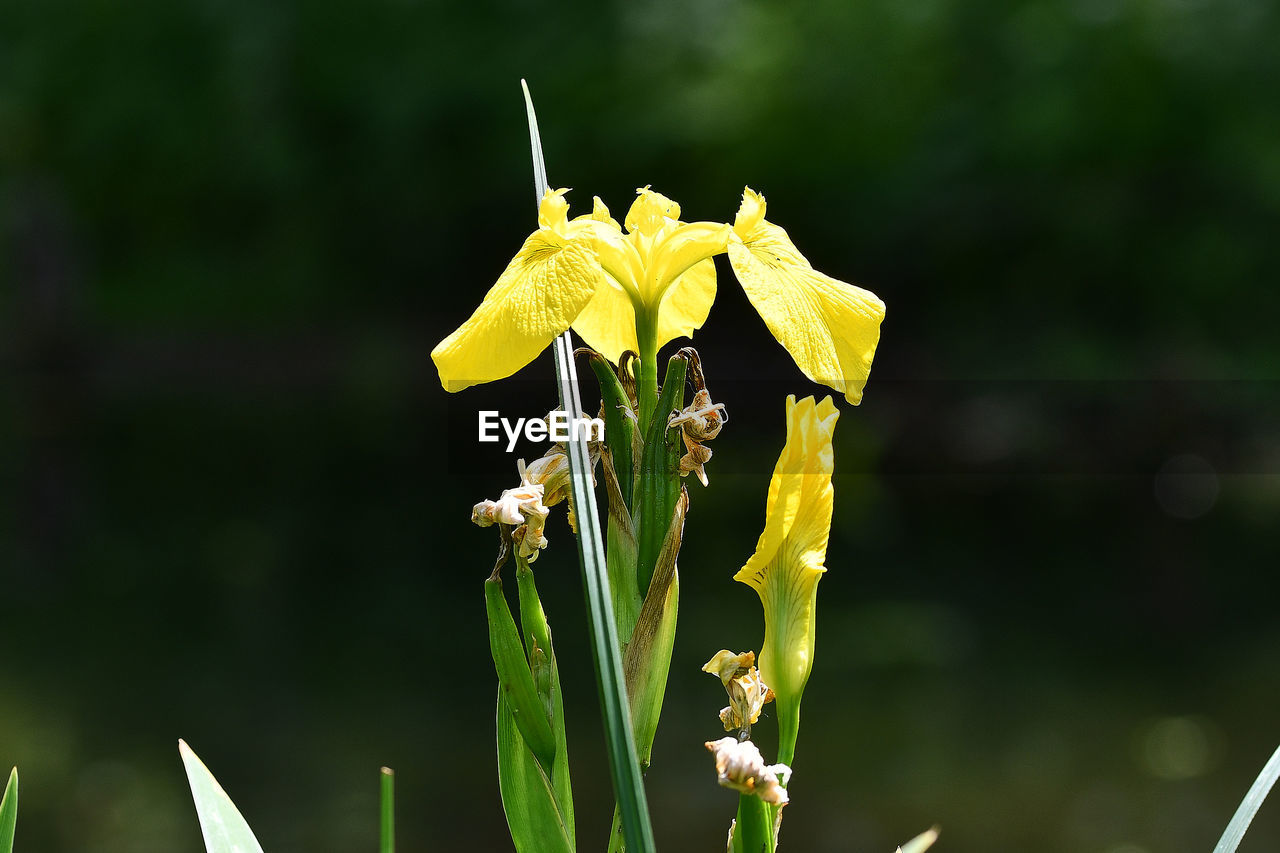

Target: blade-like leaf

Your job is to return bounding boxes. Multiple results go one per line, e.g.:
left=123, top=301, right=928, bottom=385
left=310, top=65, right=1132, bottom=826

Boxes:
left=179, top=740, right=265, bottom=853
left=624, top=489, right=686, bottom=771
left=498, top=690, right=575, bottom=853
left=1, top=767, right=17, bottom=853
left=516, top=561, right=576, bottom=839
left=1214, top=744, right=1280, bottom=853
left=601, top=447, right=641, bottom=650
left=523, top=79, right=656, bottom=853
left=380, top=767, right=394, bottom=853
left=633, top=355, right=688, bottom=594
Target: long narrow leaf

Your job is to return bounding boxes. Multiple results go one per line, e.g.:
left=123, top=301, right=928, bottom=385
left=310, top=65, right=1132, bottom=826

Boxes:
left=522, top=79, right=656, bottom=853
left=1214, top=744, right=1280, bottom=853
left=179, top=740, right=266, bottom=853
left=0, top=767, right=17, bottom=853
left=380, top=767, right=395, bottom=853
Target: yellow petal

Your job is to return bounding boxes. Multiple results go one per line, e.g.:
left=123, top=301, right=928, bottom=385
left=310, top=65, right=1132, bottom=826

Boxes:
left=625, top=186, right=681, bottom=236
left=431, top=193, right=603, bottom=391
left=734, top=395, right=838, bottom=710
left=728, top=187, right=885, bottom=405
left=646, top=221, right=731, bottom=307
left=654, top=257, right=717, bottom=351
left=570, top=276, right=640, bottom=363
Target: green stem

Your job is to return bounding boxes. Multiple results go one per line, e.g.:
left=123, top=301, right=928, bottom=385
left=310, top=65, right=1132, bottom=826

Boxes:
left=776, top=697, right=799, bottom=769
left=635, top=308, right=659, bottom=434
left=732, top=794, right=772, bottom=853
left=379, top=767, right=395, bottom=853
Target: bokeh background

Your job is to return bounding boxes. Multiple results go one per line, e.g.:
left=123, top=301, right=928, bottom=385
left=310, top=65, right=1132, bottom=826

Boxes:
left=3, top=0, right=1279, bottom=851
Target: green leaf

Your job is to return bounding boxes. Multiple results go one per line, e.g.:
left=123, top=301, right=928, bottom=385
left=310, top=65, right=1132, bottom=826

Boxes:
left=1214, top=744, right=1280, bottom=853
left=601, top=448, right=641, bottom=650
left=498, top=690, right=575, bottom=853
left=584, top=351, right=638, bottom=509
left=1, top=767, right=17, bottom=853
left=633, top=354, right=688, bottom=593
left=486, top=574, right=558, bottom=772
left=524, top=79, right=655, bottom=853
left=517, top=560, right=575, bottom=840
left=379, top=767, right=394, bottom=853
left=623, top=489, right=687, bottom=771
left=178, top=740, right=265, bottom=853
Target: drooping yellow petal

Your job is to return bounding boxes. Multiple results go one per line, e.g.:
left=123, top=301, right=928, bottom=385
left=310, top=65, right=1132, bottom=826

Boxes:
left=431, top=191, right=603, bottom=391
left=734, top=395, right=839, bottom=763
left=728, top=187, right=885, bottom=405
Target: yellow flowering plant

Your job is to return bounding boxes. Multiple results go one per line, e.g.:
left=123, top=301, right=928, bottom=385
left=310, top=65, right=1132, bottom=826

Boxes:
left=434, top=82, right=933, bottom=853
left=431, top=182, right=887, bottom=429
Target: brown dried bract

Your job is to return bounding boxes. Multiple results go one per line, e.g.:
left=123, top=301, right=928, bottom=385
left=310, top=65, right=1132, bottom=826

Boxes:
left=668, top=389, right=728, bottom=486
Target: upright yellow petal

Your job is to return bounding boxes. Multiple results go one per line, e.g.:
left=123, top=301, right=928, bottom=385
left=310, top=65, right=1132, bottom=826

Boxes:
left=734, top=394, right=839, bottom=764
left=625, top=186, right=681, bottom=237
left=431, top=191, right=603, bottom=391
left=646, top=221, right=731, bottom=306
left=728, top=188, right=885, bottom=405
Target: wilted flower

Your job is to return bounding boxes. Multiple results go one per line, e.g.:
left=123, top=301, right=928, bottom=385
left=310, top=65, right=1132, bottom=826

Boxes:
left=702, top=650, right=775, bottom=733
left=472, top=482, right=550, bottom=560
left=471, top=445, right=582, bottom=561
left=704, top=737, right=791, bottom=805
left=669, top=388, right=727, bottom=486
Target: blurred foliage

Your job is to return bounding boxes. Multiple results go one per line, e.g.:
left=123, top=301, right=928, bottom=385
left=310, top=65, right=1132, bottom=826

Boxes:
left=2, top=0, right=1279, bottom=851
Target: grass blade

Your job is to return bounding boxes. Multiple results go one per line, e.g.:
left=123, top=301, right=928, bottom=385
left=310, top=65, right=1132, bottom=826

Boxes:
left=1213, top=744, right=1280, bottom=853
left=522, top=79, right=657, bottom=853
left=1, top=767, right=17, bottom=853
left=179, top=740, right=266, bottom=853
left=380, top=767, right=395, bottom=853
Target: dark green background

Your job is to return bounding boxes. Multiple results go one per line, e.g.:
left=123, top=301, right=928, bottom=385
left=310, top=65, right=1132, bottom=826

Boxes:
left=3, top=0, right=1278, bottom=851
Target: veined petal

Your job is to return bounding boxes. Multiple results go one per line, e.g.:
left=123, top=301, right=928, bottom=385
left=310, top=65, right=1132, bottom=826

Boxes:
left=432, top=193, right=603, bottom=391
left=734, top=395, right=838, bottom=726
left=728, top=188, right=885, bottom=405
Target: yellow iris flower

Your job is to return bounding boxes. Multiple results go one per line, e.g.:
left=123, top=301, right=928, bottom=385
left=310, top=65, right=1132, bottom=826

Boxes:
left=431, top=186, right=885, bottom=405
left=734, top=394, right=839, bottom=766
